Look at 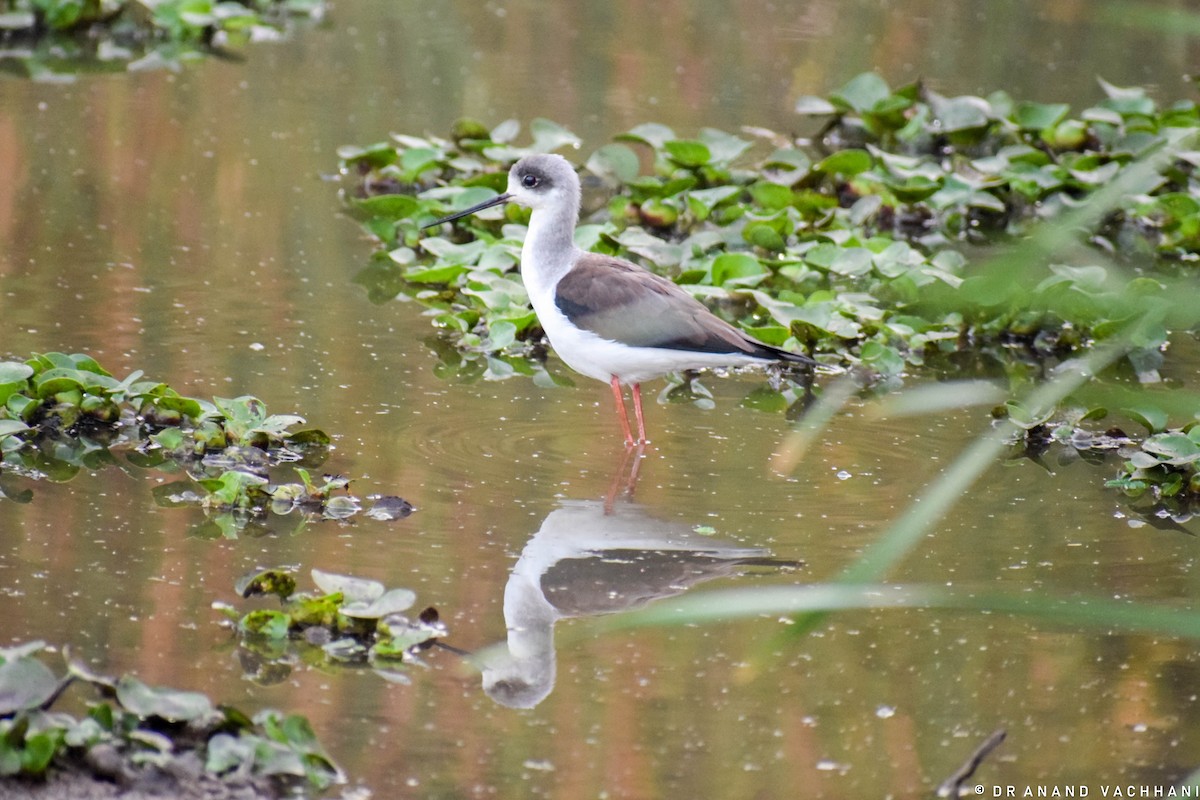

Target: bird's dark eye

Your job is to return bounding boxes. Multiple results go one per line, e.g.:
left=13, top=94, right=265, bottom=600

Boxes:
left=522, top=174, right=539, bottom=189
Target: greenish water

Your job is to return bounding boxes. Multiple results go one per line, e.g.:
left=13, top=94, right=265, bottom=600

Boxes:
left=2, top=1, right=1200, bottom=796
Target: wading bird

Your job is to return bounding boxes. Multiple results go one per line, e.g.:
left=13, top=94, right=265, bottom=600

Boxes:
left=425, top=153, right=819, bottom=445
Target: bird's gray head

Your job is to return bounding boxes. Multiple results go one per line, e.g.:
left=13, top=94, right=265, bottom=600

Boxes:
left=422, top=153, right=579, bottom=230
left=504, top=153, right=579, bottom=211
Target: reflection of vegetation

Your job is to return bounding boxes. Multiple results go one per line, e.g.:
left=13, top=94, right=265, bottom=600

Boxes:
left=214, top=568, right=447, bottom=685
left=0, top=641, right=342, bottom=791
left=0, top=352, right=413, bottom=534
left=0, top=0, right=325, bottom=76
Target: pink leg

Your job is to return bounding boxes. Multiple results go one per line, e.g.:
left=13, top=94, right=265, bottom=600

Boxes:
left=610, top=375, right=635, bottom=446
left=631, top=383, right=648, bottom=444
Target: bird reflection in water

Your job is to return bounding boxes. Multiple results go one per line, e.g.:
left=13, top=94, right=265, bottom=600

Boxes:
left=480, top=455, right=801, bottom=708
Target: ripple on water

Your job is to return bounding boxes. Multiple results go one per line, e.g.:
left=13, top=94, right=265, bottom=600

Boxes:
left=403, top=399, right=621, bottom=481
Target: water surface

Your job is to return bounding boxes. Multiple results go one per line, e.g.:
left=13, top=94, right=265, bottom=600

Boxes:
left=2, top=1, right=1199, bottom=796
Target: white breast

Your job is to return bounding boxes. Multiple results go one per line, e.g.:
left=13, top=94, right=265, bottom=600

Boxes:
left=519, top=218, right=771, bottom=386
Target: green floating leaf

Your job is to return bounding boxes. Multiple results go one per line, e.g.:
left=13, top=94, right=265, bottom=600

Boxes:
left=618, top=122, right=676, bottom=150
left=795, top=95, right=838, bottom=115
left=529, top=118, right=581, bottom=153
left=0, top=420, right=31, bottom=440
left=353, top=194, right=420, bottom=220
left=310, top=570, right=383, bottom=603
left=1123, top=403, right=1169, bottom=433
left=830, top=72, right=892, bottom=113
left=711, top=253, right=765, bottom=285
left=933, top=95, right=991, bottom=133
left=586, top=144, right=640, bottom=183
left=0, top=362, right=34, bottom=384
left=236, top=568, right=298, bottom=600
left=0, top=656, right=59, bottom=714
left=663, top=139, right=712, bottom=168
left=239, top=609, right=292, bottom=639
left=1014, top=101, right=1071, bottom=131
left=340, top=588, right=417, bottom=619
left=1141, top=432, right=1200, bottom=465
left=115, top=676, right=216, bottom=723
left=814, top=149, right=873, bottom=176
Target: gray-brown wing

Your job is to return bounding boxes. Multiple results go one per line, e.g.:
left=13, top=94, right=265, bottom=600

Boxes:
left=553, top=254, right=775, bottom=357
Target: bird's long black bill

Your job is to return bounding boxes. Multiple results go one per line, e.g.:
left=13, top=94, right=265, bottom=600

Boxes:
left=422, top=192, right=513, bottom=229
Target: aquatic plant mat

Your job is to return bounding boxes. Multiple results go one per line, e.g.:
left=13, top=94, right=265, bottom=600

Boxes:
left=337, top=74, right=1200, bottom=518
left=0, top=641, right=342, bottom=795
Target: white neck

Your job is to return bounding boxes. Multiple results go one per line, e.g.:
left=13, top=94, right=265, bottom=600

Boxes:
left=521, top=193, right=582, bottom=296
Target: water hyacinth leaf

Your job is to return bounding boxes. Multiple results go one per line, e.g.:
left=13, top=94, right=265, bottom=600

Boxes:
left=0, top=420, right=30, bottom=439
left=145, top=393, right=204, bottom=420
left=711, top=253, right=766, bottom=285
left=529, top=118, right=581, bottom=153
left=829, top=247, right=874, bottom=276
left=115, top=676, right=215, bottom=723
left=402, top=262, right=470, bottom=284
left=284, top=427, right=332, bottom=450
left=284, top=594, right=343, bottom=629
left=699, top=127, right=752, bottom=165
left=310, top=570, right=383, bottom=603
left=860, top=341, right=905, bottom=375
left=236, top=568, right=298, bottom=599
left=687, top=185, right=741, bottom=218
left=743, top=221, right=786, bottom=251
left=612, top=228, right=683, bottom=267
left=353, top=193, right=420, bottom=220
left=1014, top=101, right=1071, bottom=131
left=749, top=180, right=794, bottom=211
left=206, top=733, right=256, bottom=775
left=1141, top=433, right=1200, bottom=465
left=933, top=95, right=992, bottom=134
left=830, top=72, right=891, bottom=113
left=341, top=588, right=418, bottom=619
left=1098, top=77, right=1156, bottom=114
left=255, top=713, right=342, bottom=785
left=586, top=144, right=640, bottom=183
left=373, top=625, right=435, bottom=656
left=618, top=122, right=676, bottom=150
left=0, top=362, right=33, bottom=384
left=239, top=610, right=291, bottom=639
left=200, top=470, right=269, bottom=508
left=794, top=94, right=837, bottom=115
left=638, top=197, right=679, bottom=227
left=337, top=142, right=398, bottom=170
left=399, top=147, right=442, bottom=181
left=815, top=149, right=872, bottom=176
left=0, top=656, right=58, bottom=714
left=214, top=395, right=268, bottom=427
left=251, top=738, right=309, bottom=779
left=33, top=368, right=87, bottom=399
left=19, top=732, right=60, bottom=775
left=489, top=118, right=519, bottom=144
left=663, top=139, right=712, bottom=168
left=1122, top=403, right=1169, bottom=433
